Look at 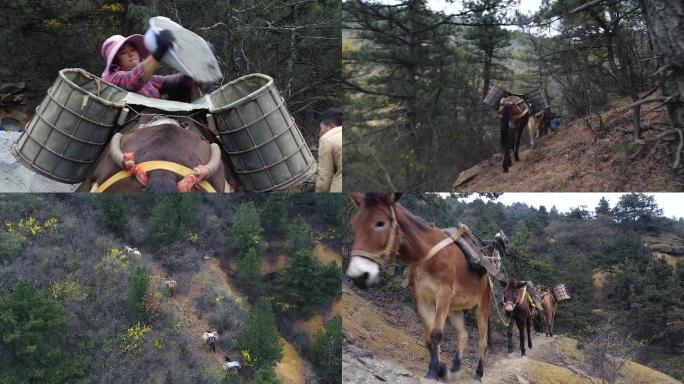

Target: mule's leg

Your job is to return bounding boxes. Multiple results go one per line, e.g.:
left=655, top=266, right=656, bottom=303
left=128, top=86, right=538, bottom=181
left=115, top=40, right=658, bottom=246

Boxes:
left=514, top=130, right=522, bottom=161
left=502, top=148, right=510, bottom=173
left=518, top=319, right=526, bottom=357
left=416, top=295, right=447, bottom=379
left=527, top=315, right=533, bottom=349
left=448, top=310, right=468, bottom=373
left=550, top=309, right=555, bottom=337
left=430, top=290, right=451, bottom=379
left=474, top=299, right=490, bottom=381
left=507, top=317, right=514, bottom=353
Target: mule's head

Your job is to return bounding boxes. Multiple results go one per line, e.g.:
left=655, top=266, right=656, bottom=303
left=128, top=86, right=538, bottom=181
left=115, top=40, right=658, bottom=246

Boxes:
left=501, top=277, right=527, bottom=314
left=346, top=192, right=403, bottom=289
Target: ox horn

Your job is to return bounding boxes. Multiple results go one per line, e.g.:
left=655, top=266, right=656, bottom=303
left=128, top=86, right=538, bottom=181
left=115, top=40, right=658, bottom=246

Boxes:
left=194, top=143, right=222, bottom=178
left=109, top=133, right=125, bottom=168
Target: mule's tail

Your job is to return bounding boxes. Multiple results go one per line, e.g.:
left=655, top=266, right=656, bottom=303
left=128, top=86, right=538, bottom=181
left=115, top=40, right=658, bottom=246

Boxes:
left=500, top=103, right=512, bottom=148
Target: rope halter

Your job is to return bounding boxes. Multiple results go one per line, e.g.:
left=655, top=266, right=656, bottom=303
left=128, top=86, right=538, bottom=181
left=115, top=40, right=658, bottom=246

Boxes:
left=350, top=204, right=400, bottom=265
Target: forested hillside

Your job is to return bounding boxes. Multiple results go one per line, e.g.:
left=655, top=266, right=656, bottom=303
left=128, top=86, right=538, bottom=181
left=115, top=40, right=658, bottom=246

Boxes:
left=0, top=194, right=342, bottom=384
left=342, top=193, right=684, bottom=381
left=343, top=0, right=684, bottom=190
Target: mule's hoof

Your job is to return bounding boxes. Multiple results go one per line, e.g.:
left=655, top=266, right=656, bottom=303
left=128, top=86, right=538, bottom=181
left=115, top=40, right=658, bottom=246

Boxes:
left=522, top=354, right=527, bottom=359
left=424, top=371, right=439, bottom=380
left=438, top=363, right=447, bottom=378
left=450, top=359, right=461, bottom=373
left=474, top=372, right=483, bottom=382
left=508, top=348, right=513, bottom=354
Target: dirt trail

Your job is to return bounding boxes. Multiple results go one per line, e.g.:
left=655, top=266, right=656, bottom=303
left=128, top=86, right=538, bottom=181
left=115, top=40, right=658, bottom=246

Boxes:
left=343, top=285, right=680, bottom=384
left=146, top=258, right=226, bottom=366
left=145, top=254, right=309, bottom=383
left=452, top=99, right=681, bottom=191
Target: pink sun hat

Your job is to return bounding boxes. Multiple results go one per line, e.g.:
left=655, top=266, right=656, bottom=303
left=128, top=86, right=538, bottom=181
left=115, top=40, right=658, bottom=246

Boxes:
left=101, top=34, right=150, bottom=78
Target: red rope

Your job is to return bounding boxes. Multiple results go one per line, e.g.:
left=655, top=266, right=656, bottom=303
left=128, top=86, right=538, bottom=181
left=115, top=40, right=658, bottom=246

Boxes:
left=122, top=152, right=148, bottom=186
left=177, top=164, right=210, bottom=192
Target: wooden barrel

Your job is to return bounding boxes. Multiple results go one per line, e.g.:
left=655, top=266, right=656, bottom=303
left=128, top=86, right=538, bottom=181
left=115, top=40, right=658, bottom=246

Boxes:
left=525, top=89, right=549, bottom=114
left=552, top=284, right=571, bottom=302
left=208, top=74, right=316, bottom=192
left=12, top=68, right=127, bottom=183
left=483, top=85, right=508, bottom=108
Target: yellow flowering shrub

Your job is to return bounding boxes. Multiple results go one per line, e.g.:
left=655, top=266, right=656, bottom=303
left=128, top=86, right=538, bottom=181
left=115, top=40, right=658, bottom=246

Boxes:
left=122, top=323, right=152, bottom=352
left=241, top=350, right=257, bottom=368
left=49, top=280, right=87, bottom=301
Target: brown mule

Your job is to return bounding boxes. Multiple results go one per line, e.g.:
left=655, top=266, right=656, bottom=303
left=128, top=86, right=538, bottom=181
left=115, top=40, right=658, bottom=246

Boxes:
left=498, top=95, right=531, bottom=173
left=540, top=287, right=557, bottom=337
left=346, top=193, right=491, bottom=381
left=502, top=277, right=533, bottom=357
left=164, top=275, right=177, bottom=297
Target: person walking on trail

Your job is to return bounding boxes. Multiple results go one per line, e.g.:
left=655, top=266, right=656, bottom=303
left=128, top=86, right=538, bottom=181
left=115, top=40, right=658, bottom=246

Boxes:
left=315, top=107, right=342, bottom=192
left=100, top=31, right=193, bottom=99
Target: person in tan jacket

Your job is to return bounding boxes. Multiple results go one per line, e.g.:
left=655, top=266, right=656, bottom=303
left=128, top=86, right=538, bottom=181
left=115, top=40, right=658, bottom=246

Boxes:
left=315, top=108, right=342, bottom=192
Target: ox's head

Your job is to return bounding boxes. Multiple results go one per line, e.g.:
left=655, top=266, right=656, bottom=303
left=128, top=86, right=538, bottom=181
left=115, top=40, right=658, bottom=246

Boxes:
left=346, top=192, right=403, bottom=289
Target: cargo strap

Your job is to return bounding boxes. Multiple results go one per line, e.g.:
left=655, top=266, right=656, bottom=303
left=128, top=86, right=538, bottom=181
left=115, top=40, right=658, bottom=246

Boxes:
left=94, top=161, right=216, bottom=192
left=421, top=226, right=467, bottom=264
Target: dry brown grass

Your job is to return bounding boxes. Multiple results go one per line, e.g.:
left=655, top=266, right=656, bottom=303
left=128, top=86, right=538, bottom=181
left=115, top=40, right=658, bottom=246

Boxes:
left=453, top=98, right=682, bottom=191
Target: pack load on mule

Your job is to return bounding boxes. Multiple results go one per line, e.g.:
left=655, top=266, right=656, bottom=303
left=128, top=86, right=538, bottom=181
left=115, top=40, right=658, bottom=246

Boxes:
left=483, top=84, right=550, bottom=114
left=12, top=17, right=316, bottom=192
left=552, top=283, right=571, bottom=302
left=223, top=356, right=241, bottom=372
left=434, top=224, right=508, bottom=283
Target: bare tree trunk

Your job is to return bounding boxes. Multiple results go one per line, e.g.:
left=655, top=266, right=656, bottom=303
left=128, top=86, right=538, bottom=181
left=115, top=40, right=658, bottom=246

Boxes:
left=482, top=50, right=493, bottom=100
left=640, top=0, right=684, bottom=130
left=121, top=0, right=130, bottom=35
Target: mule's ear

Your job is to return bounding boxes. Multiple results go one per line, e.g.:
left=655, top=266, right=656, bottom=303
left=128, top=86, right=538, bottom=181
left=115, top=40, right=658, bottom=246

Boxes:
left=516, top=281, right=527, bottom=289
left=380, top=192, right=401, bottom=204
left=499, top=279, right=509, bottom=288
left=349, top=192, right=364, bottom=208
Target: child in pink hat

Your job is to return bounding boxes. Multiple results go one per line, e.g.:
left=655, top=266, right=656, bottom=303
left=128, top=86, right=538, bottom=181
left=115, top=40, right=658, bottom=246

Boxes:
left=101, top=30, right=192, bottom=99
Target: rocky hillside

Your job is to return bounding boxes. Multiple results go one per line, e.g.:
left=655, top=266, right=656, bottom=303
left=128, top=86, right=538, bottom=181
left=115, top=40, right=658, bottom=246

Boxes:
left=452, top=98, right=683, bottom=191
left=342, top=284, right=681, bottom=384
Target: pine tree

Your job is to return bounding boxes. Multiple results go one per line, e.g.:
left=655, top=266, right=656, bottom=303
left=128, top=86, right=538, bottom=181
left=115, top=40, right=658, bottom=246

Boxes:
left=309, top=316, right=342, bottom=384
left=260, top=194, right=291, bottom=238
left=230, top=202, right=264, bottom=256
left=252, top=367, right=282, bottom=384
left=93, top=194, right=127, bottom=237
left=150, top=195, right=198, bottom=248
left=287, top=215, right=314, bottom=253
left=0, top=281, right=85, bottom=383
left=595, top=197, right=611, bottom=217
left=318, top=194, right=342, bottom=228
left=128, top=266, right=149, bottom=320
left=275, top=249, right=341, bottom=316
left=235, top=297, right=283, bottom=370
left=235, top=248, right=262, bottom=296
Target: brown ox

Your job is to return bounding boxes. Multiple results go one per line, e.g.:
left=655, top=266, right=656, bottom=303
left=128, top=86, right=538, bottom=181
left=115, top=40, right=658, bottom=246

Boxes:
left=502, top=277, right=533, bottom=357
left=346, top=193, right=491, bottom=381
left=92, top=119, right=226, bottom=192
left=498, top=95, right=531, bottom=173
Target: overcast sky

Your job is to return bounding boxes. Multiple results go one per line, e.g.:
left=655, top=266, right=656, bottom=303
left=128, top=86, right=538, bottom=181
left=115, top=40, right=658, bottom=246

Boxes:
left=426, top=0, right=542, bottom=15
left=461, top=193, right=684, bottom=219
